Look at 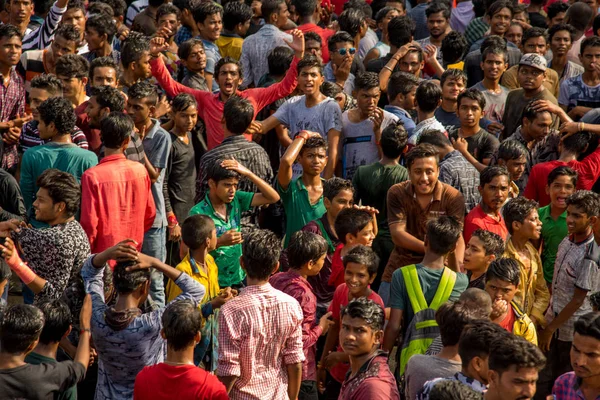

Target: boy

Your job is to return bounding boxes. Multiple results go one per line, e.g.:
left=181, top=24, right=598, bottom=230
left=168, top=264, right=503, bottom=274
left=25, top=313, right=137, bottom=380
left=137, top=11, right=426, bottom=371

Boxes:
left=328, top=207, right=378, bottom=288
left=318, top=245, right=385, bottom=398
left=549, top=24, right=583, bottom=85
left=271, top=231, right=334, bottom=400
left=502, top=197, right=550, bottom=326
left=55, top=54, right=89, bottom=109
left=537, top=166, right=577, bottom=285
left=434, top=69, right=466, bottom=132
left=463, top=229, right=504, bottom=289
left=341, top=72, right=398, bottom=180
left=178, top=38, right=208, bottom=91
left=83, top=13, right=120, bottom=64
left=410, top=81, right=445, bottom=146
left=153, top=3, right=182, bottom=81
left=463, top=166, right=511, bottom=243
left=217, top=230, right=304, bottom=400
left=190, top=159, right=280, bottom=288
left=216, top=1, right=252, bottom=61
left=165, top=214, right=233, bottom=370
left=496, top=139, right=528, bottom=197
left=278, top=133, right=328, bottom=247
left=120, top=33, right=152, bottom=91
left=485, top=258, right=539, bottom=344
left=194, top=1, right=222, bottom=91
left=385, top=71, right=418, bottom=137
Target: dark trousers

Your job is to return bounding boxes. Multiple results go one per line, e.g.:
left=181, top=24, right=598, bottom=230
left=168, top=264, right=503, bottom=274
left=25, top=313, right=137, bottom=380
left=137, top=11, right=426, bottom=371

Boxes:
left=299, top=380, right=319, bottom=400
left=535, top=336, right=572, bottom=399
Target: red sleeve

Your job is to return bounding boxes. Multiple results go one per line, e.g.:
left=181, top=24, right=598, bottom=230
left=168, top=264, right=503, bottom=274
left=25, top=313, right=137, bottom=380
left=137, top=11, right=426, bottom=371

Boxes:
left=578, top=146, right=600, bottom=190
left=144, top=175, right=156, bottom=233
left=463, top=213, right=476, bottom=244
left=244, top=56, right=299, bottom=115
left=523, top=166, right=538, bottom=201
left=328, top=246, right=345, bottom=287
left=368, top=291, right=385, bottom=310
left=329, top=284, right=346, bottom=321
left=80, top=171, right=98, bottom=250
left=150, top=57, right=211, bottom=110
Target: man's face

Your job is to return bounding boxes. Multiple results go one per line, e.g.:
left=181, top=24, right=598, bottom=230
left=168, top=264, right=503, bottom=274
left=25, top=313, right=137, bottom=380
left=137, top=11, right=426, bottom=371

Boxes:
left=32, top=188, right=59, bottom=223
left=464, top=236, right=492, bottom=272
left=217, top=63, right=242, bottom=96
left=126, top=97, right=152, bottom=125
left=251, top=0, right=262, bottom=17
left=173, top=105, right=198, bottom=133
left=380, top=9, right=400, bottom=34
left=86, top=96, right=106, bottom=128
left=399, top=51, right=423, bottom=77
left=0, top=35, right=21, bottom=66
left=551, top=30, right=572, bottom=57
left=457, top=97, right=483, bottom=128
left=571, top=333, right=600, bottom=379
left=158, top=13, right=179, bottom=38
left=567, top=205, right=593, bottom=236
left=29, top=88, right=51, bottom=121
left=356, top=87, right=381, bottom=116
left=481, top=53, right=508, bottom=81
left=340, top=314, right=382, bottom=357
left=517, top=209, right=543, bottom=240
left=85, top=27, right=105, bottom=52
left=331, top=41, right=354, bottom=68
left=517, top=65, right=546, bottom=91
left=399, top=86, right=417, bottom=110
left=427, top=11, right=449, bottom=39
left=504, top=156, right=527, bottom=181
left=51, top=35, right=78, bottom=60
left=547, top=174, right=576, bottom=210
left=524, top=112, right=553, bottom=141
left=489, top=366, right=539, bottom=400
left=9, top=0, right=32, bottom=25
left=92, top=66, right=118, bottom=88
left=479, top=175, right=510, bottom=212
left=523, top=36, right=548, bottom=56
left=506, top=24, right=523, bottom=47
left=583, top=0, right=599, bottom=15
left=298, top=147, right=327, bottom=176
left=298, top=66, right=324, bottom=96
left=409, top=156, right=438, bottom=195
left=213, top=177, right=239, bottom=203
left=305, top=39, right=322, bottom=62
left=132, top=51, right=152, bottom=80
left=580, top=45, right=600, bottom=74
left=37, top=118, right=55, bottom=140
left=184, top=44, right=206, bottom=73
left=442, top=77, right=465, bottom=102
left=325, top=189, right=354, bottom=220
left=198, top=13, right=222, bottom=41
left=549, top=11, right=566, bottom=27
left=61, top=8, right=86, bottom=40
left=273, top=2, right=289, bottom=28
left=489, top=8, right=512, bottom=36
left=485, top=277, right=517, bottom=304
left=56, top=74, right=86, bottom=101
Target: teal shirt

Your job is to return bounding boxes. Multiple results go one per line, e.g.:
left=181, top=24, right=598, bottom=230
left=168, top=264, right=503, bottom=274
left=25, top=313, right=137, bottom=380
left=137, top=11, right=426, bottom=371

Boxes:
left=277, top=177, right=326, bottom=247
left=539, top=205, right=568, bottom=283
left=189, top=190, right=254, bottom=287
left=25, top=352, right=77, bottom=400
left=20, top=142, right=98, bottom=228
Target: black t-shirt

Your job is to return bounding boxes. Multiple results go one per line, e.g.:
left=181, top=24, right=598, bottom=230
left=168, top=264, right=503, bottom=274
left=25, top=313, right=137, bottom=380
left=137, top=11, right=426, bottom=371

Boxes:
left=434, top=107, right=461, bottom=132
left=0, top=361, right=85, bottom=400
left=166, top=132, right=197, bottom=222
left=529, top=12, right=548, bottom=29
left=449, top=128, right=500, bottom=163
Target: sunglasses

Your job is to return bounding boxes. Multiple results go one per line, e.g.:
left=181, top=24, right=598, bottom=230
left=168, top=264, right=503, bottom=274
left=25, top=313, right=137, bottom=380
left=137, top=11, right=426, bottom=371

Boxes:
left=337, top=47, right=356, bottom=56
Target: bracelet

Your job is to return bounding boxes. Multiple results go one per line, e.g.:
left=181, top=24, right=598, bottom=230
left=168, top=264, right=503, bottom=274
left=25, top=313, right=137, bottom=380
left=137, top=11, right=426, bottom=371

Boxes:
left=79, top=328, right=91, bottom=335
left=167, top=215, right=178, bottom=226
left=297, top=132, right=309, bottom=141
left=383, top=65, right=394, bottom=73
left=582, top=122, right=586, bottom=132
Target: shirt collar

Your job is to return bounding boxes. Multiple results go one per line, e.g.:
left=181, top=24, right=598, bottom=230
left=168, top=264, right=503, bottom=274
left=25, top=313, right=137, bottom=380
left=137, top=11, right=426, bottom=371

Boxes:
left=409, top=180, right=443, bottom=202
left=99, top=154, right=126, bottom=163
left=441, top=150, right=460, bottom=162
left=222, top=135, right=248, bottom=144
left=220, top=31, right=242, bottom=38
left=241, top=282, right=275, bottom=294
left=144, top=119, right=161, bottom=139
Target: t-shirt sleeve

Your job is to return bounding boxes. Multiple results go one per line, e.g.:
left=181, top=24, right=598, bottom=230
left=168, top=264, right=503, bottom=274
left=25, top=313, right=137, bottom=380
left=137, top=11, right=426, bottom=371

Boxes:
left=44, top=361, right=86, bottom=392
left=273, top=98, right=291, bottom=128
left=329, top=285, right=345, bottom=321
left=450, top=272, right=469, bottom=301
left=387, top=185, right=406, bottom=226
left=576, top=250, right=600, bottom=292
left=480, top=133, right=499, bottom=161
left=445, top=188, right=466, bottom=227
left=235, top=190, right=255, bottom=212
left=558, top=79, right=570, bottom=106
left=147, top=131, right=171, bottom=169
left=389, top=268, right=407, bottom=310
left=205, top=53, right=216, bottom=75
left=326, top=101, right=343, bottom=132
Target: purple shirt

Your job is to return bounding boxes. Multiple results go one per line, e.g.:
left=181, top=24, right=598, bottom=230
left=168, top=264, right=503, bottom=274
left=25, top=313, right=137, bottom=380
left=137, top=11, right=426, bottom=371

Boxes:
left=339, top=352, right=400, bottom=400
left=553, top=371, right=600, bottom=400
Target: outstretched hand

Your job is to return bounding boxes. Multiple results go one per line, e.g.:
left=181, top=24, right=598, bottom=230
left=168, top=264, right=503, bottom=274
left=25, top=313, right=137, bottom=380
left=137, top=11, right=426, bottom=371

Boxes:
left=0, top=219, right=25, bottom=238
left=149, top=37, right=170, bottom=57
left=284, top=29, right=305, bottom=58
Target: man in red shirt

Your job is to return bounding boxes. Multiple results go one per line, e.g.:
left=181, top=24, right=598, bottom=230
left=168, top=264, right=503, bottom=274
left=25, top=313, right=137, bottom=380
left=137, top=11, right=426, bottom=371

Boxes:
left=80, top=112, right=155, bottom=253
left=148, top=30, right=305, bottom=150
left=464, top=166, right=510, bottom=243
left=293, top=0, right=334, bottom=63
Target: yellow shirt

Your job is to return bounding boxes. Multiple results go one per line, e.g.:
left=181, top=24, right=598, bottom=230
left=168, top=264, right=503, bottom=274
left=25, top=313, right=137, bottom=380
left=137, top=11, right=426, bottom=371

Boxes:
left=166, top=253, right=220, bottom=305
left=447, top=61, right=464, bottom=70
left=216, top=34, right=244, bottom=61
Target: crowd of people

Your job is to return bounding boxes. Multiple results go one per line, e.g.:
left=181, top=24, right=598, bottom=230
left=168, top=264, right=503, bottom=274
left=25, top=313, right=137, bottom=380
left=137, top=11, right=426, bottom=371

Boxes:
left=2, top=0, right=600, bottom=399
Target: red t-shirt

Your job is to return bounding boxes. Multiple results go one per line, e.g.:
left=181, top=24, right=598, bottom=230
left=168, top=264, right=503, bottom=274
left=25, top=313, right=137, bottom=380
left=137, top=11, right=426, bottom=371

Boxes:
left=327, top=284, right=385, bottom=383
left=463, top=204, right=508, bottom=244
left=498, top=306, right=516, bottom=333
left=134, top=363, right=229, bottom=400
left=328, top=244, right=345, bottom=288
left=75, top=101, right=103, bottom=155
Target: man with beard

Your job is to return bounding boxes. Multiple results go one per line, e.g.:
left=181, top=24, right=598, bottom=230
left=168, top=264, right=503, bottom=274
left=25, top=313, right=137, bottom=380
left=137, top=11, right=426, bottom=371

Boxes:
left=417, top=2, right=451, bottom=66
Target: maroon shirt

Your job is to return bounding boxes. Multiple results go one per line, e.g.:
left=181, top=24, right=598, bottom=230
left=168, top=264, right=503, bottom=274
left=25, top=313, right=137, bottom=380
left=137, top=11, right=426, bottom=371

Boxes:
left=303, top=216, right=339, bottom=305
left=75, top=101, right=102, bottom=154
left=339, top=351, right=400, bottom=400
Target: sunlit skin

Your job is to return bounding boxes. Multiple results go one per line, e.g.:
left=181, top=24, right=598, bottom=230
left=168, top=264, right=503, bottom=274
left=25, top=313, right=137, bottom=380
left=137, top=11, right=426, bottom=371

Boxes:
left=409, top=157, right=439, bottom=196
left=580, top=45, right=600, bottom=75
left=566, top=205, right=594, bottom=240
left=182, top=44, right=206, bottom=73
left=399, top=51, right=424, bottom=77
left=551, top=30, right=572, bottom=57
left=480, top=53, right=508, bottom=81
left=324, top=189, right=354, bottom=220
left=356, top=87, right=381, bottom=118
left=479, top=175, right=510, bottom=214
left=500, top=156, right=527, bottom=182
left=56, top=74, right=87, bottom=105
left=126, top=97, right=154, bottom=128
left=571, top=333, right=600, bottom=380
left=344, top=262, right=376, bottom=297
left=517, top=65, right=546, bottom=93
left=33, top=188, right=66, bottom=225
left=84, top=27, right=105, bottom=52
left=522, top=112, right=553, bottom=141
left=485, top=277, right=518, bottom=305
left=546, top=175, right=576, bottom=211
left=305, top=39, right=322, bottom=62
left=216, top=63, right=243, bottom=99
left=9, top=0, right=32, bottom=28
left=298, top=66, right=324, bottom=96
left=457, top=97, right=483, bottom=129
left=506, top=24, right=523, bottom=47
left=61, top=8, right=86, bottom=42
left=197, top=13, right=222, bottom=42
left=340, top=315, right=383, bottom=358
left=441, top=78, right=465, bottom=102
left=50, top=35, right=78, bottom=60
left=516, top=209, right=543, bottom=240
left=426, top=11, right=449, bottom=40
left=486, top=365, right=539, bottom=400
left=208, top=177, right=238, bottom=204
left=330, top=41, right=354, bottom=68
left=91, top=66, right=118, bottom=88
left=157, top=13, right=179, bottom=39
left=29, top=88, right=52, bottom=121
left=133, top=51, right=152, bottom=81
left=464, top=236, right=495, bottom=274
left=297, top=147, right=327, bottom=177
left=523, top=36, right=548, bottom=56
left=172, top=105, right=198, bottom=135
left=0, top=35, right=21, bottom=67
left=488, top=8, right=512, bottom=36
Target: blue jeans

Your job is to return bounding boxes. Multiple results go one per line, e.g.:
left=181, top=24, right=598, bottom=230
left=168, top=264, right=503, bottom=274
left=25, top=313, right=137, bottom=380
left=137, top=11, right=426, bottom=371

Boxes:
left=378, top=281, right=391, bottom=307
left=142, top=227, right=167, bottom=307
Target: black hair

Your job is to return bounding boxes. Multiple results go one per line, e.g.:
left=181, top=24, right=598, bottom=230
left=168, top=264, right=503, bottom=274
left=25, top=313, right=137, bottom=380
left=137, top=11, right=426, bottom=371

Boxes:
left=241, top=229, right=282, bottom=280
left=375, top=6, right=396, bottom=24
left=178, top=38, right=204, bottom=60
left=457, top=87, right=486, bottom=110
left=340, top=297, right=385, bottom=331
left=162, top=300, right=202, bottom=351
left=223, top=1, right=252, bottom=30
left=100, top=111, right=133, bottom=149
left=441, top=31, right=467, bottom=64
left=436, top=301, right=478, bottom=347
left=30, top=74, right=63, bottom=96
left=343, top=245, right=380, bottom=277
left=426, top=216, right=462, bottom=256
left=354, top=72, right=379, bottom=92
left=387, top=71, right=419, bottom=102
left=562, top=131, right=592, bottom=155
left=547, top=165, right=577, bottom=186
left=100, top=0, right=126, bottom=17
left=485, top=257, right=521, bottom=286
left=54, top=23, right=81, bottom=44
left=581, top=35, right=600, bottom=55
left=426, top=1, right=450, bottom=19
left=320, top=81, right=343, bottom=98
left=338, top=8, right=365, bottom=38
left=565, top=2, right=593, bottom=33
left=299, top=136, right=328, bottom=156
left=471, top=229, right=505, bottom=258
left=503, top=197, right=539, bottom=235
left=90, top=56, right=119, bottom=83
left=38, top=97, right=77, bottom=136
left=567, top=190, right=600, bottom=217
left=55, top=54, right=89, bottom=79
left=113, top=260, right=150, bottom=294
left=323, top=177, right=354, bottom=200
left=417, top=129, right=452, bottom=148
left=0, top=304, right=44, bottom=354
left=34, top=0, right=53, bottom=15
left=459, top=321, right=510, bottom=369
left=0, top=262, right=11, bottom=283
left=548, top=2, right=570, bottom=24
left=88, top=2, right=114, bottom=17
left=66, top=0, right=85, bottom=13
left=415, top=81, right=442, bottom=113
left=304, top=31, right=322, bottom=46
left=193, top=1, right=223, bottom=24
left=86, top=13, right=117, bottom=43
left=172, top=93, right=198, bottom=113
left=121, top=32, right=150, bottom=69
left=381, top=122, right=408, bottom=159
left=480, top=166, right=509, bottom=187
left=497, top=139, right=528, bottom=162
left=207, top=159, right=240, bottom=184
left=328, top=31, right=354, bottom=53
left=92, top=85, right=125, bottom=112
left=292, top=0, right=317, bottom=18
left=489, top=334, right=546, bottom=375
left=482, top=44, right=508, bottom=63
left=521, top=27, right=548, bottom=47
left=260, top=0, right=284, bottom=21
left=387, top=15, right=414, bottom=48
left=156, top=3, right=181, bottom=23
left=297, top=54, right=322, bottom=76
left=223, top=95, right=254, bottom=135
left=486, top=0, right=513, bottom=17
left=574, top=312, right=600, bottom=341
left=548, top=23, right=577, bottom=42
left=215, top=56, right=243, bottom=78
left=287, top=231, right=329, bottom=270
left=36, top=169, right=81, bottom=218
left=440, top=68, right=467, bottom=87
left=458, top=288, right=493, bottom=318
left=0, top=24, right=21, bottom=41
left=181, top=214, right=216, bottom=250
left=335, top=208, right=373, bottom=245
left=594, top=14, right=600, bottom=36
left=406, top=143, right=439, bottom=170
left=37, top=300, right=72, bottom=345
left=481, top=35, right=509, bottom=54
left=127, top=80, right=158, bottom=105
left=344, top=0, right=372, bottom=18
left=173, top=0, right=196, bottom=12
left=428, top=380, right=483, bottom=400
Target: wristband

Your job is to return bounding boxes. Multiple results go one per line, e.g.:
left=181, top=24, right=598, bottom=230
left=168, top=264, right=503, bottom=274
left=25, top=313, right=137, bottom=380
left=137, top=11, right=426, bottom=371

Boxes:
left=12, top=261, right=36, bottom=285
left=80, top=328, right=91, bottom=335
left=167, top=215, right=178, bottom=226
left=383, top=65, right=394, bottom=73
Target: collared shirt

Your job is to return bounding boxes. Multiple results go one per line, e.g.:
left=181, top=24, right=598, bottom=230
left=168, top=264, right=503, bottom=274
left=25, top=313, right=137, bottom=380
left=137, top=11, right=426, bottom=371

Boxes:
left=0, top=68, right=25, bottom=170
left=464, top=204, right=508, bottom=243
left=339, top=351, right=400, bottom=400
left=216, top=32, right=244, bottom=61
left=80, top=154, right=156, bottom=254
left=384, top=181, right=466, bottom=282
left=270, top=270, right=322, bottom=381
left=539, top=205, right=569, bottom=283
left=19, top=120, right=88, bottom=153
left=174, top=25, right=192, bottom=46
left=438, top=150, right=481, bottom=214
left=553, top=371, right=600, bottom=399
left=189, top=191, right=254, bottom=287
left=450, top=2, right=475, bottom=33
left=418, top=372, right=487, bottom=400
left=324, top=61, right=355, bottom=96
left=240, top=24, right=293, bottom=87
left=217, top=283, right=305, bottom=400
left=21, top=2, right=67, bottom=51
left=142, top=119, right=172, bottom=228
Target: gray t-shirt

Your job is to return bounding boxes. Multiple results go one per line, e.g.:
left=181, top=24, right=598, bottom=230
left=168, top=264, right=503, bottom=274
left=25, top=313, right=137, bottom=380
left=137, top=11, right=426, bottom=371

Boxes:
left=405, top=354, right=462, bottom=400
left=341, top=109, right=398, bottom=180
left=143, top=119, right=172, bottom=228
left=473, top=81, right=510, bottom=124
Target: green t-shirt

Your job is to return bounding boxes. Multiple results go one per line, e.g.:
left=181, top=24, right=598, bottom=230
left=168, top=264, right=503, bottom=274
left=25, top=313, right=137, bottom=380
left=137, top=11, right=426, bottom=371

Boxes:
left=25, top=352, right=77, bottom=400
left=389, top=264, right=468, bottom=328
left=539, top=205, right=568, bottom=283
left=189, top=190, right=254, bottom=287
left=277, top=177, right=326, bottom=247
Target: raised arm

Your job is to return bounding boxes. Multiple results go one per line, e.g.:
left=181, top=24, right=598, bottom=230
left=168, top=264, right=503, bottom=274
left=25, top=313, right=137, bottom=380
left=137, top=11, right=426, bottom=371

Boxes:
left=278, top=131, right=321, bottom=190
left=220, top=159, right=280, bottom=206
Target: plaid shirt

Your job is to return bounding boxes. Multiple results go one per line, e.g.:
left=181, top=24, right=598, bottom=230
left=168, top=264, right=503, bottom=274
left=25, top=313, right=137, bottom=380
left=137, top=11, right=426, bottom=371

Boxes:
left=0, top=68, right=25, bottom=170
left=174, top=26, right=193, bottom=46
left=553, top=371, right=600, bottom=399
left=217, top=283, right=305, bottom=400
left=438, top=150, right=481, bottom=213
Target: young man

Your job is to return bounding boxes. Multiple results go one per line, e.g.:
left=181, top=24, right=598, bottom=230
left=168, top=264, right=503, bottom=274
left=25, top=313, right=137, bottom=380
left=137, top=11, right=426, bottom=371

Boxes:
left=549, top=24, right=584, bottom=85
left=416, top=2, right=451, bottom=65
left=293, top=0, right=335, bottom=63
left=409, top=0, right=430, bottom=40
left=463, top=166, right=510, bottom=243
left=178, top=38, right=208, bottom=91
left=341, top=72, right=398, bottom=180
left=119, top=33, right=153, bottom=91
left=469, top=1, right=515, bottom=54
left=15, top=0, right=70, bottom=52
left=559, top=36, right=600, bottom=119
left=153, top=3, right=182, bottom=80
left=366, top=15, right=414, bottom=75
left=80, top=111, right=155, bottom=254
left=217, top=230, right=304, bottom=399
left=216, top=1, right=252, bottom=62
left=410, top=81, right=445, bottom=146
left=54, top=54, right=90, bottom=108
left=132, top=0, right=165, bottom=37
left=324, top=31, right=357, bottom=96
left=463, top=230, right=504, bottom=289
left=548, top=2, right=569, bottom=27
left=338, top=7, right=369, bottom=61
left=385, top=71, right=418, bottom=137
left=434, top=69, right=467, bottom=132
left=134, top=300, right=229, bottom=399
left=82, top=13, right=120, bottom=65
left=339, top=298, right=399, bottom=399
left=60, top=0, right=87, bottom=52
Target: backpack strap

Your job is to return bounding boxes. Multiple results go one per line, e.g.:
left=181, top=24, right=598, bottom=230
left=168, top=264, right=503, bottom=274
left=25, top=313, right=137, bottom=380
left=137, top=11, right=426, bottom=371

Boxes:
left=430, top=267, right=457, bottom=310
left=401, top=265, right=428, bottom=313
